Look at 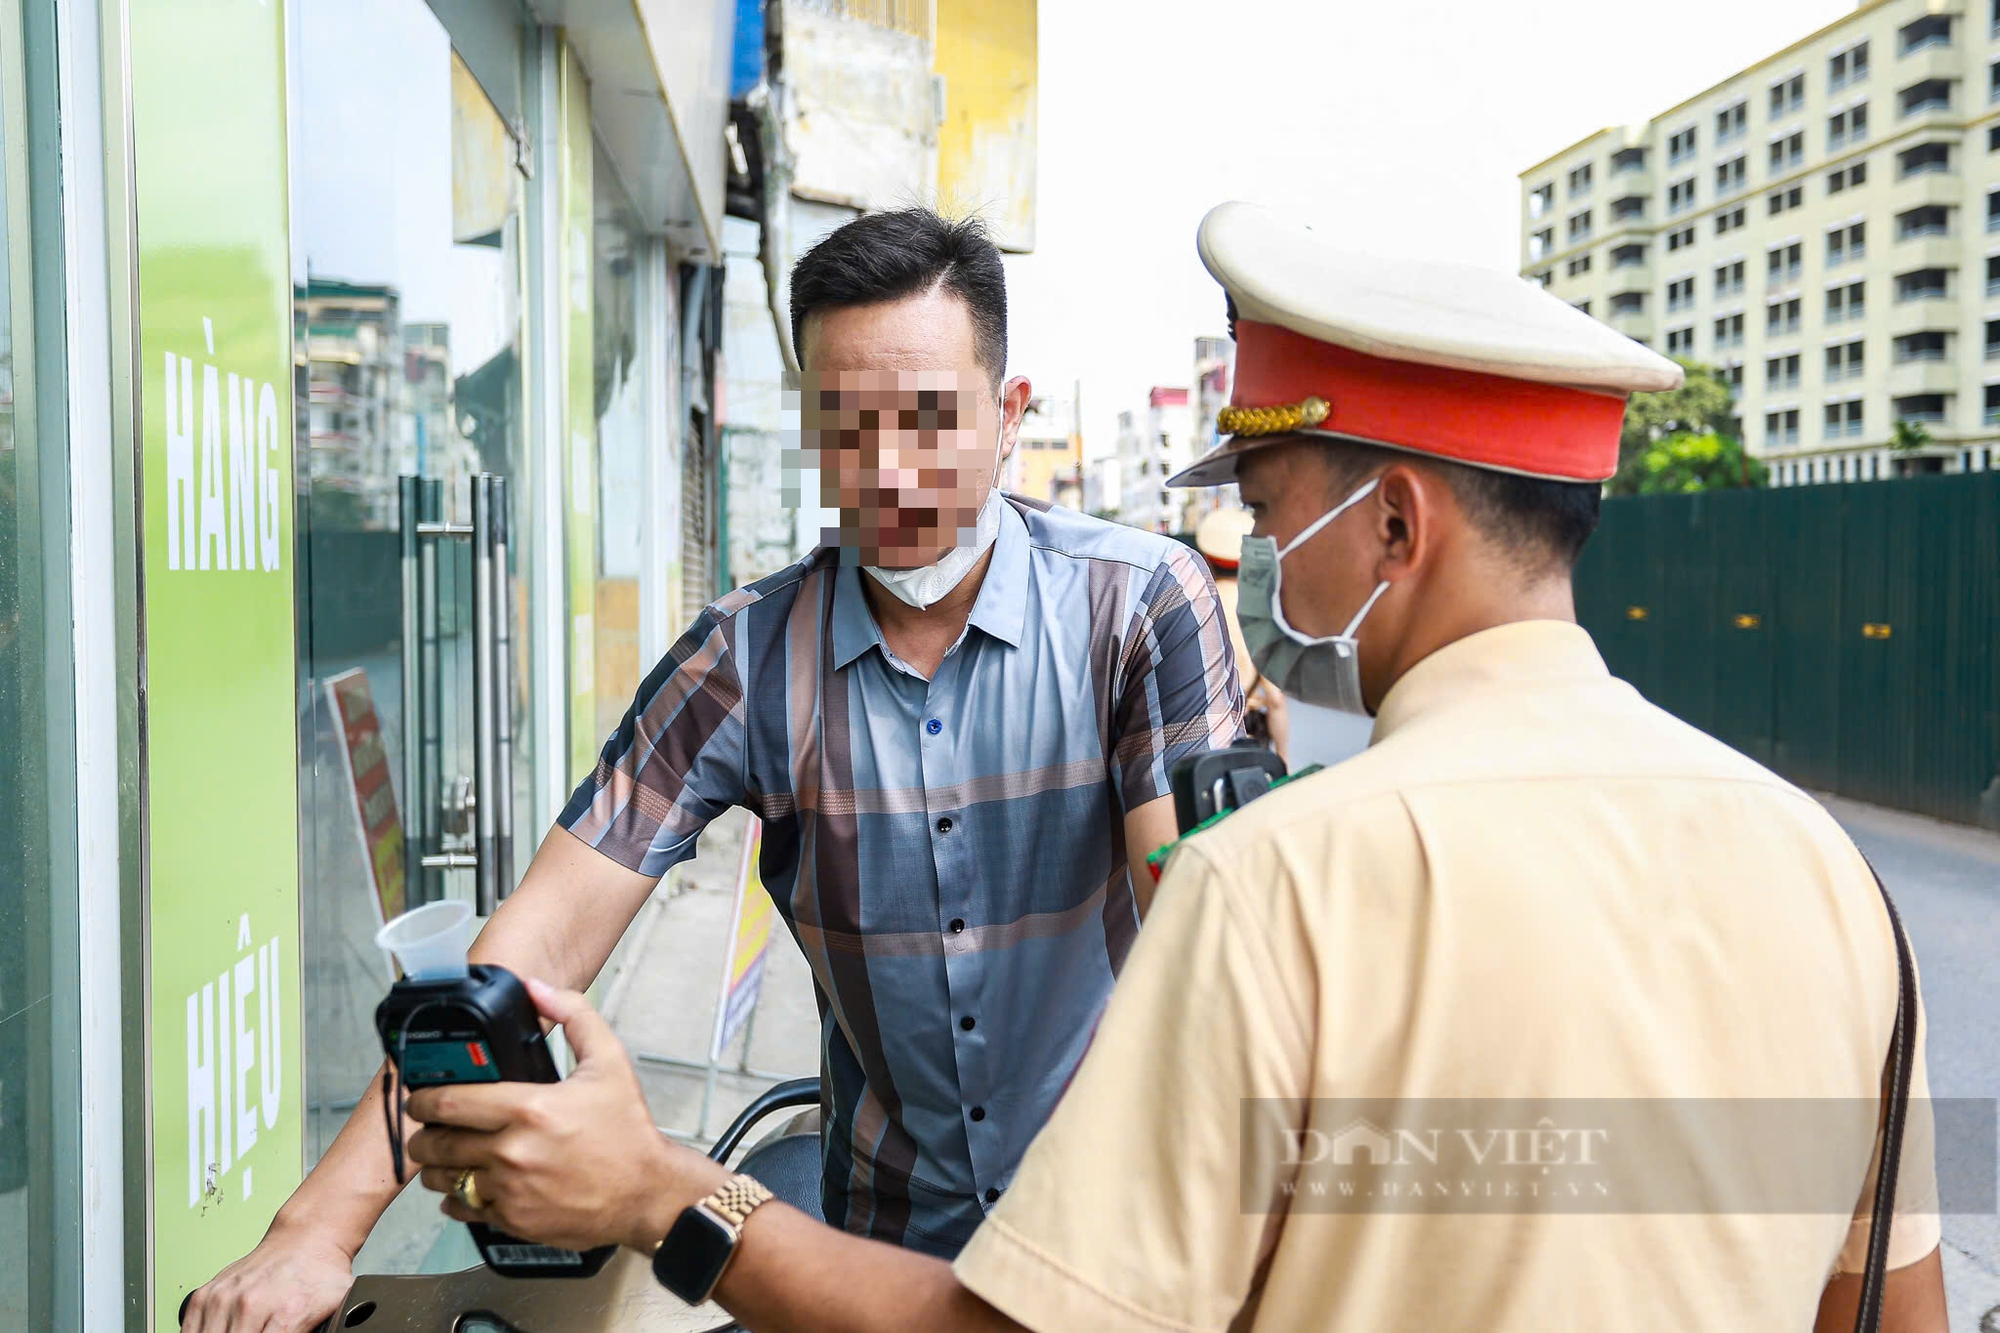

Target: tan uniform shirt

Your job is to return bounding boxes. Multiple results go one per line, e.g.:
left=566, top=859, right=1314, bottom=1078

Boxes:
left=954, top=620, right=1937, bottom=1332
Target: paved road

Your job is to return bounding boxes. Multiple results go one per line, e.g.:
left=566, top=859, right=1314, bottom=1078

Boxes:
left=1824, top=797, right=2000, bottom=1330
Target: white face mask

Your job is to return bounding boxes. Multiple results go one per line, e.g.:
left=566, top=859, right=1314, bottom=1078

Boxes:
left=1235, top=476, right=1391, bottom=716
left=863, top=486, right=1004, bottom=609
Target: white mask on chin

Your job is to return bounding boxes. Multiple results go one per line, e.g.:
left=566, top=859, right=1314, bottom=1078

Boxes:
left=864, top=487, right=1004, bottom=610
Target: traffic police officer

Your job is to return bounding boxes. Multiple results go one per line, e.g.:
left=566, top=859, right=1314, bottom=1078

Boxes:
left=1195, top=506, right=1290, bottom=761
left=402, top=202, right=1945, bottom=1332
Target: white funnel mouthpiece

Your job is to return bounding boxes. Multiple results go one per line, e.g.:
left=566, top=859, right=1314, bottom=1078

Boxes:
left=376, top=900, right=475, bottom=981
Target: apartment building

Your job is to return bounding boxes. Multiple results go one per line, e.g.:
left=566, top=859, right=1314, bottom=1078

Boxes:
left=1522, top=0, right=2000, bottom=484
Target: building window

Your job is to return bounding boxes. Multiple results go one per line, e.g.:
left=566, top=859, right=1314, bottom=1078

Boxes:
left=1826, top=339, right=1866, bottom=381
left=1529, top=228, right=1554, bottom=260
left=1768, top=184, right=1804, bottom=215
left=1611, top=146, right=1647, bottom=175
left=1574, top=299, right=1592, bottom=316
left=1898, top=14, right=1953, bottom=56
left=1611, top=242, right=1648, bottom=269
left=1990, top=124, right=2000, bottom=153
left=1894, top=331, right=1950, bottom=363
left=1611, top=194, right=1647, bottom=223
left=1716, top=98, right=1749, bottom=143
left=1610, top=291, right=1646, bottom=315
left=1715, top=156, right=1747, bottom=195
left=1528, top=183, right=1554, bottom=218
left=1828, top=102, right=1870, bottom=149
left=1666, top=275, right=1697, bottom=312
left=1668, top=178, right=1698, bottom=215
left=1985, top=319, right=2000, bottom=358
left=1713, top=259, right=1745, bottom=296
left=1766, top=298, right=1802, bottom=335
left=1827, top=280, right=1867, bottom=322
left=1900, top=79, right=1953, bottom=118
left=1988, top=254, right=2000, bottom=297
left=1567, top=254, right=1593, bottom=277
left=1829, top=41, right=1870, bottom=91
left=1828, top=221, right=1867, bottom=265
left=1532, top=268, right=1553, bottom=287
left=1714, top=312, right=1745, bottom=346
left=1828, top=160, right=1869, bottom=193
left=1985, top=383, right=2000, bottom=424
left=1666, top=326, right=1696, bottom=355
left=1724, top=362, right=1744, bottom=393
left=1768, top=131, right=1805, bottom=172
left=1667, top=224, right=1698, bottom=251
left=1766, top=242, right=1803, bottom=285
left=1765, top=353, right=1803, bottom=388
left=1765, top=409, right=1801, bottom=445
left=1896, top=205, right=1952, bottom=241
left=1991, top=60, right=2000, bottom=104
left=1897, top=141, right=1953, bottom=177
left=1568, top=162, right=1595, bottom=196
left=1894, top=393, right=1948, bottom=423
left=1825, top=399, right=1865, bottom=439
left=1714, top=206, right=1746, bottom=236
left=1894, top=268, right=1950, bottom=302
left=1668, top=126, right=1698, bottom=165
left=1769, top=73, right=1806, bottom=117
left=1568, top=209, right=1594, bottom=240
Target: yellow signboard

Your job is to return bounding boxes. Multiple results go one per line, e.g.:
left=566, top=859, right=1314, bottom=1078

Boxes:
left=710, top=817, right=776, bottom=1062
left=935, top=0, right=1038, bottom=253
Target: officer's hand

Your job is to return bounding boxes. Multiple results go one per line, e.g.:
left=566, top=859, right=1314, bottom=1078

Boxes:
left=179, top=1220, right=355, bottom=1332
left=406, top=978, right=729, bottom=1254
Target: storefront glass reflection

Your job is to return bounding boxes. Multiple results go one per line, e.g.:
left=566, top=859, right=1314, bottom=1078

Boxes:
left=0, top=31, right=63, bottom=1322
left=290, top=0, right=531, bottom=1271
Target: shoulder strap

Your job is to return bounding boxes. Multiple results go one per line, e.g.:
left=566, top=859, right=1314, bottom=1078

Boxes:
left=1853, top=856, right=1918, bottom=1333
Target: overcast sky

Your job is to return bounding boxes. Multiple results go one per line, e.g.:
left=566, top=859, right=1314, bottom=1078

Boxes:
left=1003, top=0, right=1857, bottom=459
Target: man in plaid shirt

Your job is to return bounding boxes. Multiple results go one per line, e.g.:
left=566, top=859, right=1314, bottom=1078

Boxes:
left=189, top=206, right=1242, bottom=1333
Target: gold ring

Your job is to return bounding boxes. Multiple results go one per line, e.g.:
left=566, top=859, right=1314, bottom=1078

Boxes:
left=453, top=1168, right=485, bottom=1212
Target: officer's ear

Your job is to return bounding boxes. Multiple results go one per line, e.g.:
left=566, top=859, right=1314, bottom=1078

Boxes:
left=1371, top=464, right=1442, bottom=583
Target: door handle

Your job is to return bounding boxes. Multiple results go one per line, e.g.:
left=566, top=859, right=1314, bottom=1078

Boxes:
left=400, top=473, right=514, bottom=912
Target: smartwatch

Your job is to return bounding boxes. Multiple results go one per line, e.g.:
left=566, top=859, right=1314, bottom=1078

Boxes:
left=651, top=1173, right=776, bottom=1306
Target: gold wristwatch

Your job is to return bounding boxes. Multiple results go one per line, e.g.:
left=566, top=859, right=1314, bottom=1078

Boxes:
left=650, top=1173, right=776, bottom=1305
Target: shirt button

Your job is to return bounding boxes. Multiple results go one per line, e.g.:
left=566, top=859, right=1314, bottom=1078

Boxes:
left=970, top=1106, right=986, bottom=1122
left=960, top=1015, right=976, bottom=1031
left=936, top=816, right=953, bottom=833
left=985, top=1188, right=1001, bottom=1203
left=949, top=918, right=965, bottom=934
left=925, top=718, right=942, bottom=735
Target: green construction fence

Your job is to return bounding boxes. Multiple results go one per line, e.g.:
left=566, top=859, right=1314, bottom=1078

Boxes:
left=1573, top=473, right=2000, bottom=828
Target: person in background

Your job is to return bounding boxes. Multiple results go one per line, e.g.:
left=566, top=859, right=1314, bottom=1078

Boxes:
left=183, top=208, right=1243, bottom=1333
left=1194, top=505, right=1289, bottom=764
left=398, top=201, right=1944, bottom=1333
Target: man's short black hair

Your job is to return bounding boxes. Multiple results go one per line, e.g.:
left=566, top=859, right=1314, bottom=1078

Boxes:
left=1316, top=439, right=1601, bottom=573
left=789, top=208, right=1008, bottom=391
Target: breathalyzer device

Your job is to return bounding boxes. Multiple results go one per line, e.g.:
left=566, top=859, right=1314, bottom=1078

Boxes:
left=373, top=901, right=615, bottom=1280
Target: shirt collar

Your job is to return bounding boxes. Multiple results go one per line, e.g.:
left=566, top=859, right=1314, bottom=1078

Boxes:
left=828, top=498, right=1031, bottom=670
left=1370, top=620, right=1609, bottom=744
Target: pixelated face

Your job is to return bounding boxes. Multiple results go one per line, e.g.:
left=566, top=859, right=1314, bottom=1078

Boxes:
left=792, top=370, right=994, bottom=567
left=786, top=288, right=1009, bottom=568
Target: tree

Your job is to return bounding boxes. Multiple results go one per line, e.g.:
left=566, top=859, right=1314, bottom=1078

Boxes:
left=1890, top=419, right=1933, bottom=454
left=1620, top=359, right=1736, bottom=467
left=1609, top=430, right=1767, bottom=496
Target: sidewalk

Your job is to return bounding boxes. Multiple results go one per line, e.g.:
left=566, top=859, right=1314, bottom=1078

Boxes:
left=604, top=807, right=822, bottom=1141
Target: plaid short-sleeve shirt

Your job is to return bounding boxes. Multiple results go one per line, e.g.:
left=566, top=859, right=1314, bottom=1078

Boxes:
left=560, top=497, right=1243, bottom=1254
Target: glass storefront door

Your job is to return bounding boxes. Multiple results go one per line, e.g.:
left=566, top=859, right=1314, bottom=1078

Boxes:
left=289, top=0, right=534, bottom=1266
left=0, top=0, right=76, bottom=1320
